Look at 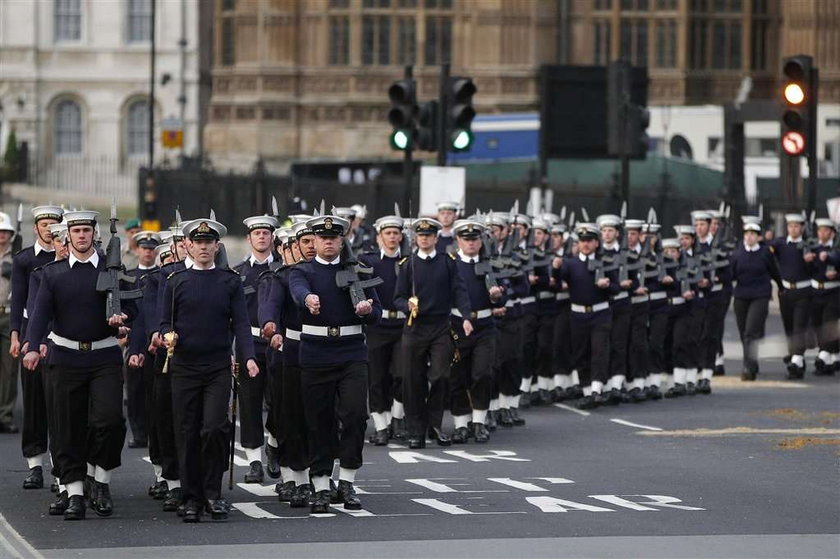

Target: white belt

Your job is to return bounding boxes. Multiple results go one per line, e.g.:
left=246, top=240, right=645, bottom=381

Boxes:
left=631, top=294, right=649, bottom=304
left=505, top=299, right=517, bottom=308
left=555, top=292, right=570, bottom=301
left=382, top=309, right=406, bottom=320
left=669, top=297, right=685, bottom=305
left=537, top=291, right=555, bottom=300
left=811, top=279, right=840, bottom=290
left=451, top=308, right=493, bottom=319
left=285, top=329, right=301, bottom=341
left=301, top=324, right=363, bottom=338
left=519, top=296, right=536, bottom=305
left=649, top=292, right=667, bottom=301
left=611, top=292, right=628, bottom=301
left=48, top=332, right=119, bottom=352
left=571, top=301, right=610, bottom=314
left=783, top=280, right=811, bottom=290
left=711, top=284, right=724, bottom=292
left=23, top=308, right=28, bottom=319
left=251, top=327, right=262, bottom=337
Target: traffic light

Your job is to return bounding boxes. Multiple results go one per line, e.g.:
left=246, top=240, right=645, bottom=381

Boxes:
left=626, top=104, right=650, bottom=159
left=780, top=55, right=815, bottom=157
left=444, top=76, right=476, bottom=152
left=606, top=60, right=649, bottom=159
left=416, top=100, right=439, bottom=152
left=388, top=79, right=417, bottom=151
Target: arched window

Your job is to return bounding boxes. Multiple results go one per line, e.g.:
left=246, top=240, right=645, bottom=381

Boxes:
left=126, top=100, right=149, bottom=156
left=54, top=100, right=82, bottom=155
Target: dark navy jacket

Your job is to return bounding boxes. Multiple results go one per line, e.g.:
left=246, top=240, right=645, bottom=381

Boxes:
left=10, top=245, right=55, bottom=336
left=359, top=250, right=404, bottom=332
left=730, top=244, right=782, bottom=300
left=234, top=257, right=273, bottom=360
left=394, top=251, right=471, bottom=324
left=451, top=254, right=507, bottom=337
left=768, top=237, right=811, bottom=283
left=557, top=253, right=618, bottom=324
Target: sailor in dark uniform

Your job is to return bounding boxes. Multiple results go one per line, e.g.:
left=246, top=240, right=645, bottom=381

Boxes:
left=528, top=218, right=559, bottom=405
left=639, top=223, right=667, bottom=399
left=233, top=214, right=279, bottom=484
left=23, top=210, right=136, bottom=520
left=289, top=214, right=382, bottom=514
left=809, top=219, right=839, bottom=375
left=358, top=215, right=406, bottom=445
left=511, top=214, right=538, bottom=406
left=768, top=213, right=815, bottom=379
left=394, top=217, right=472, bottom=448
left=160, top=217, right=259, bottom=523
left=435, top=201, right=460, bottom=254
left=10, top=205, right=63, bottom=490
left=550, top=223, right=575, bottom=401
left=624, top=219, right=650, bottom=402
left=693, top=210, right=727, bottom=392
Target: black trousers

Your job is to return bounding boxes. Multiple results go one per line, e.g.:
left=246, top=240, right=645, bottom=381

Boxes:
left=628, top=303, right=649, bottom=381
left=141, top=352, right=159, bottom=466
left=281, top=361, right=308, bottom=472
left=450, top=329, right=496, bottom=416
left=367, top=329, right=403, bottom=414
left=301, top=361, right=368, bottom=477
left=153, top=367, right=179, bottom=481
left=811, top=289, right=839, bottom=354
left=125, top=359, right=147, bottom=443
left=520, top=311, right=538, bottom=383
left=687, top=300, right=706, bottom=368
left=570, top=313, right=611, bottom=387
left=734, top=297, right=769, bottom=374
left=237, top=353, right=267, bottom=450
left=700, top=294, right=728, bottom=369
left=50, top=363, right=125, bottom=484
left=671, top=308, right=695, bottom=369
left=265, top=350, right=282, bottom=445
left=552, top=304, right=572, bottom=377
left=535, top=313, right=556, bottom=380
left=170, top=361, right=232, bottom=503
left=403, top=319, right=453, bottom=437
left=779, top=288, right=812, bottom=356
left=495, top=314, right=523, bottom=397
left=609, top=303, right=632, bottom=379
left=20, top=362, right=48, bottom=459
left=647, top=311, right=670, bottom=374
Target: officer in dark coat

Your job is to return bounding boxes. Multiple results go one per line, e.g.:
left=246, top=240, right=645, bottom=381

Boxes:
left=159, top=217, right=258, bottom=523
left=289, top=214, right=382, bottom=514
left=808, top=219, right=838, bottom=375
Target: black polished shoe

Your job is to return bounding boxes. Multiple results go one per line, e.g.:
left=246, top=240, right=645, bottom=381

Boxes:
left=205, top=498, right=230, bottom=521
left=566, top=385, right=583, bottom=399
left=244, top=461, right=264, bottom=484
left=90, top=481, right=113, bottom=517
left=665, top=383, right=686, bottom=397
left=182, top=500, right=202, bottom=523
left=310, top=490, right=331, bottom=514
left=408, top=437, right=426, bottom=449
left=329, top=478, right=341, bottom=504
left=647, top=386, right=663, bottom=400
left=451, top=426, right=469, bottom=444
left=49, top=491, right=70, bottom=516
left=740, top=370, right=757, bottom=381
left=685, top=382, right=697, bottom=396
left=509, top=407, right=526, bottom=426
left=276, top=480, right=295, bottom=502
left=50, top=480, right=59, bottom=493
left=473, top=423, right=490, bottom=443
left=428, top=427, right=452, bottom=447
left=696, top=378, right=712, bottom=395
left=337, top=480, right=362, bottom=510
left=518, top=392, right=531, bottom=409
left=0, top=422, right=19, bottom=434
left=371, top=429, right=389, bottom=446
left=498, top=408, right=514, bottom=428
left=163, top=488, right=183, bottom=512
left=629, top=387, right=647, bottom=403
left=127, top=438, right=148, bottom=449
left=552, top=387, right=567, bottom=402
left=390, top=417, right=408, bottom=441
left=605, top=388, right=622, bottom=405
left=148, top=479, right=167, bottom=499
left=485, top=410, right=497, bottom=432
left=576, top=395, right=596, bottom=410
left=786, top=363, right=804, bottom=380
left=713, top=364, right=726, bottom=376
left=63, top=495, right=86, bottom=521
left=23, top=466, right=43, bottom=489
left=592, top=392, right=607, bottom=407
left=619, top=389, right=632, bottom=404
left=265, top=443, right=282, bottom=479
left=290, top=484, right=310, bottom=508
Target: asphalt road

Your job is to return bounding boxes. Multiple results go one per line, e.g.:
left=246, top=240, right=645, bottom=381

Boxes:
left=0, top=311, right=838, bottom=558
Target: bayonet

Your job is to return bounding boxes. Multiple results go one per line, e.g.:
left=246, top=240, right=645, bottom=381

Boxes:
left=11, top=203, right=23, bottom=254
left=271, top=196, right=279, bottom=218
left=580, top=207, right=590, bottom=223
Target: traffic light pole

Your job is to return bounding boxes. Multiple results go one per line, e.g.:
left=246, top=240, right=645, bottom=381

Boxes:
left=402, top=65, right=414, bottom=213
left=806, top=67, right=818, bottom=216
left=437, top=63, right=450, bottom=167
left=619, top=67, right=630, bottom=205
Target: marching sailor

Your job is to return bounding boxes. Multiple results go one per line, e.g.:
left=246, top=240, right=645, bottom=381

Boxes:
left=809, top=219, right=839, bottom=375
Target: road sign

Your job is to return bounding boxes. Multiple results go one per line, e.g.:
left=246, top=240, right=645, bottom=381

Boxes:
left=160, top=117, right=184, bottom=149
left=782, top=131, right=805, bottom=156
left=419, top=166, right=465, bottom=216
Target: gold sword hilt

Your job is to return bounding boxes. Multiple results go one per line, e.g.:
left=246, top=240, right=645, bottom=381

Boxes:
left=407, top=296, right=419, bottom=326
left=161, top=331, right=177, bottom=374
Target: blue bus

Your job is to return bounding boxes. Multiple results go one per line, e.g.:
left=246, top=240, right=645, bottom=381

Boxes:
left=448, top=113, right=539, bottom=164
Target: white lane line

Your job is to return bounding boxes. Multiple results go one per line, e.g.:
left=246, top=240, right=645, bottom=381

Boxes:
left=236, top=483, right=278, bottom=497
left=553, top=403, right=590, bottom=417
left=0, top=511, right=43, bottom=559
left=488, top=478, right=547, bottom=492
left=610, top=418, right=663, bottom=431
left=330, top=505, right=375, bottom=517
left=232, top=502, right=281, bottom=519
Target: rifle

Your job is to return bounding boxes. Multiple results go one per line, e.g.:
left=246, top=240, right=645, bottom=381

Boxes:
left=475, top=228, right=519, bottom=291
left=335, top=236, right=383, bottom=307
left=228, top=363, right=240, bottom=491
left=799, top=210, right=820, bottom=257
left=95, top=198, right=142, bottom=320
left=11, top=204, right=22, bottom=254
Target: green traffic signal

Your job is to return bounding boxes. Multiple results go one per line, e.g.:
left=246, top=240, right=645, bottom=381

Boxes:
left=450, top=129, right=473, bottom=151
left=390, top=129, right=411, bottom=151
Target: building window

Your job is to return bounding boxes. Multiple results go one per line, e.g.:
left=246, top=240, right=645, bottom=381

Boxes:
left=752, top=0, right=767, bottom=14
left=689, top=19, right=707, bottom=68
left=329, top=0, right=349, bottom=7
left=711, top=22, right=740, bottom=69
left=425, top=16, right=451, bottom=65
left=329, top=16, right=350, bottom=65
left=656, top=0, right=677, bottom=9
left=594, top=20, right=612, bottom=65
left=655, top=20, right=676, bottom=67
left=711, top=22, right=726, bottom=68
left=362, top=16, right=391, bottom=65
left=221, top=18, right=234, bottom=65
left=127, top=0, right=152, bottom=43
left=750, top=20, right=767, bottom=70
left=729, top=22, right=741, bottom=69
left=126, top=100, right=149, bottom=157
left=54, top=100, right=82, bottom=155
left=397, top=17, right=416, bottom=64
left=222, top=0, right=236, bottom=9
left=54, top=0, right=81, bottom=42
left=620, top=20, right=647, bottom=66
left=595, top=0, right=612, bottom=10
left=425, top=0, right=452, bottom=7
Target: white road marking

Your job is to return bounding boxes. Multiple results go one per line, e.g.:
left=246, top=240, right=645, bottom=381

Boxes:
left=442, top=450, right=530, bottom=462
left=0, top=511, right=43, bottom=559
left=610, top=419, right=663, bottom=431
left=388, top=451, right=458, bottom=464
left=638, top=427, right=840, bottom=437
left=236, top=483, right=278, bottom=497
left=526, top=496, right=615, bottom=513
left=405, top=479, right=457, bottom=493
left=553, top=403, right=590, bottom=416
left=232, top=502, right=282, bottom=519
left=330, top=505, right=375, bottom=517
left=411, top=498, right=526, bottom=516
left=405, top=478, right=507, bottom=494
left=488, top=478, right=548, bottom=492
left=533, top=477, right=575, bottom=485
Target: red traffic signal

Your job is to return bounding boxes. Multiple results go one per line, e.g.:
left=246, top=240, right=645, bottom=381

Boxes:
left=779, top=55, right=815, bottom=159
left=781, top=131, right=805, bottom=156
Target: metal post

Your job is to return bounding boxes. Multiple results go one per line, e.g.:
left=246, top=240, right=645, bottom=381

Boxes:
left=437, top=63, right=450, bottom=167
left=806, top=67, right=819, bottom=216
left=148, top=0, right=156, bottom=168
left=403, top=65, right=414, bottom=212
left=619, top=64, right=630, bottom=204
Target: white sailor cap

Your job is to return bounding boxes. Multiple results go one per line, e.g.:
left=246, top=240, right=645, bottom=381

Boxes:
left=332, top=207, right=356, bottom=221
left=484, top=212, right=509, bottom=228
left=288, top=214, right=312, bottom=225
left=64, top=210, right=99, bottom=227
left=243, top=215, right=279, bottom=232
left=706, top=209, right=724, bottom=219
left=182, top=218, right=227, bottom=240
left=31, top=205, right=64, bottom=222
left=741, top=215, right=761, bottom=226
left=531, top=218, right=550, bottom=233
left=510, top=214, right=532, bottom=228
left=373, top=215, right=404, bottom=233
left=133, top=230, right=162, bottom=248
left=784, top=213, right=805, bottom=224
left=691, top=210, right=712, bottom=222
left=291, top=222, right=313, bottom=239
left=48, top=222, right=67, bottom=240
left=436, top=201, right=460, bottom=212
left=169, top=224, right=185, bottom=240
left=307, top=215, right=350, bottom=237
left=350, top=204, right=367, bottom=220
left=596, top=214, right=621, bottom=229
left=815, top=218, right=837, bottom=230
left=413, top=217, right=443, bottom=235
left=540, top=213, right=560, bottom=225
left=575, top=223, right=599, bottom=240
left=274, top=227, right=293, bottom=244
left=453, top=220, right=485, bottom=239
left=155, top=243, right=173, bottom=260
left=550, top=223, right=567, bottom=235
left=159, top=230, right=175, bottom=245
left=644, top=223, right=662, bottom=234
left=624, top=219, right=645, bottom=230
left=674, top=225, right=696, bottom=236
left=743, top=223, right=762, bottom=233
left=0, top=213, right=14, bottom=233
left=662, top=238, right=680, bottom=249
